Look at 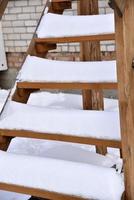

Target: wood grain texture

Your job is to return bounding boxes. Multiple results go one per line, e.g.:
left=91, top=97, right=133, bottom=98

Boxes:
left=0, top=129, right=121, bottom=149
left=17, top=82, right=117, bottom=90
left=115, top=0, right=126, bottom=15
left=115, top=0, right=134, bottom=199
left=35, top=34, right=115, bottom=44
left=76, top=0, right=109, bottom=154
left=15, top=81, right=117, bottom=103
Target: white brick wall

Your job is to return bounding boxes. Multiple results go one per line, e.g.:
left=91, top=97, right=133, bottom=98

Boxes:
left=2, top=0, right=115, bottom=53
left=2, top=0, right=47, bottom=52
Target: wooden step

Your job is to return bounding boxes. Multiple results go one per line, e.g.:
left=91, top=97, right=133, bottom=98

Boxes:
left=16, top=55, right=117, bottom=90
left=0, top=150, right=124, bottom=199
left=0, top=101, right=121, bottom=148
left=34, top=13, right=115, bottom=47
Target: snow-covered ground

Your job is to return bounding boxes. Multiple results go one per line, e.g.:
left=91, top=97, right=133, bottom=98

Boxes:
left=0, top=91, right=123, bottom=200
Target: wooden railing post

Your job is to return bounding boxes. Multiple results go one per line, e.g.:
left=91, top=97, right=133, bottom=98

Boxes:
left=114, top=0, right=134, bottom=199
left=78, top=0, right=104, bottom=111
left=78, top=0, right=105, bottom=155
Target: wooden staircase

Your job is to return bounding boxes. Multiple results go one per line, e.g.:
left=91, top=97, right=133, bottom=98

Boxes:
left=0, top=0, right=130, bottom=199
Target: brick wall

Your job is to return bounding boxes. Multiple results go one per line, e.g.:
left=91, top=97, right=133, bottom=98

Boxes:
left=2, top=0, right=47, bottom=52
left=2, top=0, right=115, bottom=54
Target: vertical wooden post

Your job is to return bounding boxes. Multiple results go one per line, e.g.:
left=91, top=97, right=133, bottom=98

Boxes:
left=78, top=0, right=106, bottom=155
left=78, top=0, right=104, bottom=111
left=115, top=0, right=134, bottom=199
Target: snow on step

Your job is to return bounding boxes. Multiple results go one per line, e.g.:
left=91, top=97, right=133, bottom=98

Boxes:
left=28, top=91, right=119, bottom=112
left=0, top=101, right=120, bottom=141
left=37, top=13, right=114, bottom=38
left=0, top=150, right=124, bottom=200
left=17, top=55, right=117, bottom=83
left=8, top=137, right=120, bottom=168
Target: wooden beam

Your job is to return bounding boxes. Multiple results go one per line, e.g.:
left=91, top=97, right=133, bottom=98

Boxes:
left=0, top=129, right=121, bottom=149
left=114, top=0, right=134, bottom=199
left=0, top=0, right=8, bottom=20
left=35, top=34, right=115, bottom=44
left=17, top=82, right=117, bottom=90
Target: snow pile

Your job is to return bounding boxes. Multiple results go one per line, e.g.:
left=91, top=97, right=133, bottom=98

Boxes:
left=0, top=150, right=124, bottom=200
left=17, top=55, right=117, bottom=83
left=8, top=137, right=120, bottom=168
left=37, top=13, right=115, bottom=38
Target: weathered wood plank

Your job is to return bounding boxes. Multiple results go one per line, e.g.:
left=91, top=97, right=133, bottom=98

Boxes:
left=35, top=34, right=115, bottom=44
left=0, top=129, right=121, bottom=149
left=78, top=0, right=104, bottom=112
left=17, top=82, right=117, bottom=90
left=13, top=82, right=117, bottom=103
left=114, top=0, right=134, bottom=199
